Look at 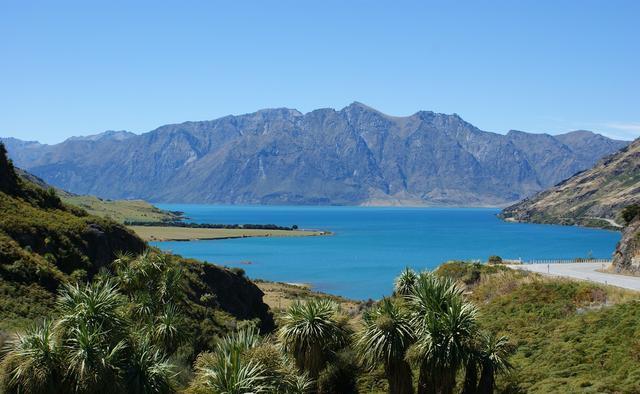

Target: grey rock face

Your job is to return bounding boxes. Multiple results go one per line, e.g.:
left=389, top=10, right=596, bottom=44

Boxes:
left=1, top=103, right=629, bottom=205
left=613, top=217, right=640, bottom=274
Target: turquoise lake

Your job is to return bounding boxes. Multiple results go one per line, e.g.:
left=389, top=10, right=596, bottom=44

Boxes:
left=151, top=205, right=621, bottom=300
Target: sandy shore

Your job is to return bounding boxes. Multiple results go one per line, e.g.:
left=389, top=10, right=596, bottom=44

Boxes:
left=129, top=225, right=329, bottom=242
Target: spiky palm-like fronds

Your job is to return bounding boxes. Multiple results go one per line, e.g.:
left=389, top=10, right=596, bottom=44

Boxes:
left=191, top=328, right=270, bottom=394
left=477, top=332, right=513, bottom=394
left=151, top=304, right=186, bottom=356
left=115, top=252, right=185, bottom=316
left=195, top=350, right=270, bottom=394
left=56, top=279, right=127, bottom=340
left=278, top=299, right=350, bottom=380
left=63, top=323, right=126, bottom=393
left=394, top=267, right=418, bottom=297
left=280, top=370, right=314, bottom=394
left=216, top=326, right=262, bottom=355
left=158, top=266, right=185, bottom=306
left=242, top=340, right=314, bottom=394
left=124, top=338, right=175, bottom=394
left=358, top=298, right=414, bottom=394
left=0, top=320, right=63, bottom=394
left=407, top=272, right=479, bottom=394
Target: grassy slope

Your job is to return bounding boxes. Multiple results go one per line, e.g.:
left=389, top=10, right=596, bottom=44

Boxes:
left=437, top=262, right=640, bottom=393
left=16, top=167, right=181, bottom=224
left=62, top=195, right=181, bottom=223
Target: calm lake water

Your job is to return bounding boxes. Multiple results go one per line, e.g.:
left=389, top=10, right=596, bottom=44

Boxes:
left=151, top=205, right=621, bottom=300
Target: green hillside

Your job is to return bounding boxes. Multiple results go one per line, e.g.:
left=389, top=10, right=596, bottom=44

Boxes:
left=0, top=142, right=273, bottom=339
left=435, top=262, right=640, bottom=393
left=16, top=168, right=181, bottom=224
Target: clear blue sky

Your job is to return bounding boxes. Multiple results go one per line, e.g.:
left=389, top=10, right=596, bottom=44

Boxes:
left=1, top=0, right=639, bottom=144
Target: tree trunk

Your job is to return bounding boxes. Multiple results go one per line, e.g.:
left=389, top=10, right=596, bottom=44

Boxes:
left=386, top=360, right=414, bottom=394
left=462, top=360, right=478, bottom=394
left=435, top=370, right=456, bottom=394
left=477, top=365, right=495, bottom=394
left=417, top=362, right=436, bottom=394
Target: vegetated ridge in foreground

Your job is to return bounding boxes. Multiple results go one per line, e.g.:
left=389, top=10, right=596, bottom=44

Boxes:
left=0, top=142, right=274, bottom=339
left=2, top=102, right=628, bottom=206
left=435, top=262, right=640, bottom=393
left=4, top=253, right=639, bottom=393
left=500, top=137, right=640, bottom=228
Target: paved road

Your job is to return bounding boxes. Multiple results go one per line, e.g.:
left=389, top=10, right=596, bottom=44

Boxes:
left=584, top=216, right=623, bottom=228
left=510, top=262, right=640, bottom=291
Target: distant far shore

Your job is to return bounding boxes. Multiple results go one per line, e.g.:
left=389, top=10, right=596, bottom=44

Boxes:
left=359, top=199, right=513, bottom=208
left=129, top=225, right=331, bottom=242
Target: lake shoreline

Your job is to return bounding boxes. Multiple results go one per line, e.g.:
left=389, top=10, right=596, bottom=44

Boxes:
left=150, top=204, right=620, bottom=300
left=129, top=225, right=331, bottom=242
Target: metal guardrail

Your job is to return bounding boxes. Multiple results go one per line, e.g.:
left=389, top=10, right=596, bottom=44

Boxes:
left=505, top=258, right=612, bottom=264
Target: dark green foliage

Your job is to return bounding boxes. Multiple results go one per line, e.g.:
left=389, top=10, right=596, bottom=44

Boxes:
left=0, top=280, right=57, bottom=331
left=317, top=350, right=360, bottom=394
left=357, top=297, right=414, bottom=394
left=0, top=280, right=176, bottom=394
left=621, top=203, right=640, bottom=224
left=438, top=261, right=640, bottom=393
left=0, top=143, right=19, bottom=195
left=434, top=261, right=507, bottom=286
left=278, top=298, right=352, bottom=381
left=0, top=145, right=273, bottom=372
left=487, top=255, right=502, bottom=264
left=230, top=267, right=246, bottom=277
left=0, top=146, right=144, bottom=330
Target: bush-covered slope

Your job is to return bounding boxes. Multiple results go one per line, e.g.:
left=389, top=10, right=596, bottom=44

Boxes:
left=436, top=262, right=640, bottom=393
left=0, top=142, right=273, bottom=336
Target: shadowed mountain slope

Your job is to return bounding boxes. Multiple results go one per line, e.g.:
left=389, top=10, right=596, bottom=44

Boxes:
left=500, top=138, right=640, bottom=227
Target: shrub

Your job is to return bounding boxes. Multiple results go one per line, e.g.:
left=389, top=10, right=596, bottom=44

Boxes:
left=621, top=204, right=640, bottom=224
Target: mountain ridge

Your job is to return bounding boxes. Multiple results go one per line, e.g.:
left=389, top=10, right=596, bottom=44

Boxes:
left=2, top=103, right=629, bottom=206
left=500, top=137, right=640, bottom=227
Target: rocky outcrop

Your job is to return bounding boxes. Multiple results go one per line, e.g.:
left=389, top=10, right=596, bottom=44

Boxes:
left=612, top=217, right=640, bottom=274
left=185, top=261, right=275, bottom=332
left=500, top=138, right=640, bottom=227
left=2, top=103, right=628, bottom=206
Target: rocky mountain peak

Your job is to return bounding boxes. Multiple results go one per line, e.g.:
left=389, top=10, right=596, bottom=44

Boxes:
left=2, top=105, right=630, bottom=206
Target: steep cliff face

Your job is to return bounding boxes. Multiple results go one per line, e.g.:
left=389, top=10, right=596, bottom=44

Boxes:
left=500, top=138, right=640, bottom=227
left=612, top=217, right=640, bottom=274
left=2, top=103, right=628, bottom=206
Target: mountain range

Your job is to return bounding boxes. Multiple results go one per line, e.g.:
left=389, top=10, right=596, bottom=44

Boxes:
left=1, top=102, right=629, bottom=206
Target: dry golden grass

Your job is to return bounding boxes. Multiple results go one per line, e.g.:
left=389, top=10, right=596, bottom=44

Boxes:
left=256, top=281, right=365, bottom=328
left=128, top=225, right=328, bottom=242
